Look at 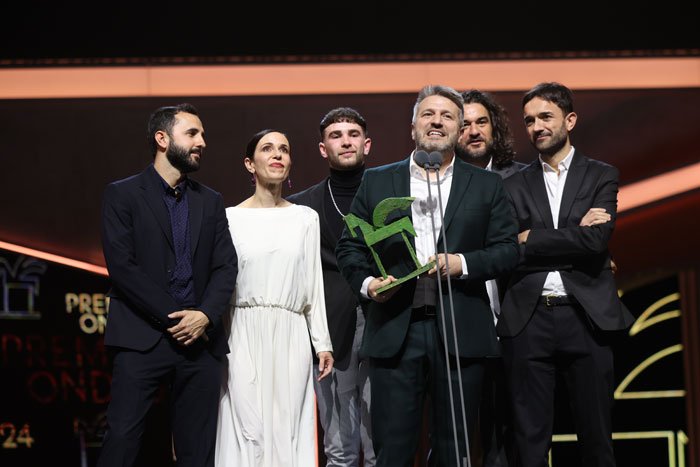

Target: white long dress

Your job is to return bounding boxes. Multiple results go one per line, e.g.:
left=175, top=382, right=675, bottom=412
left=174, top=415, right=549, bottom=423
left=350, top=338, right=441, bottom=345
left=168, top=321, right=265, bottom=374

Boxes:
left=215, top=204, right=333, bottom=467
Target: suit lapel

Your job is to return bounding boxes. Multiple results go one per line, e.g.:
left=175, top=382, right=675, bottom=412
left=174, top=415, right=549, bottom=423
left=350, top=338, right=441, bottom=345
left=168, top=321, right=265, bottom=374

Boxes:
left=392, top=157, right=414, bottom=249
left=494, top=164, right=514, bottom=179
left=392, top=157, right=411, bottom=198
left=441, top=158, right=471, bottom=237
left=558, top=151, right=588, bottom=227
left=317, top=179, right=338, bottom=249
left=188, top=182, right=203, bottom=255
left=140, top=167, right=174, bottom=249
left=523, top=161, right=555, bottom=230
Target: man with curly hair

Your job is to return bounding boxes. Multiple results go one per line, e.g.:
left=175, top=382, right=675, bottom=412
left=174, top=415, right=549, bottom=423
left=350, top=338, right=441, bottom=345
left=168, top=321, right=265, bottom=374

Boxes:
left=456, top=89, right=524, bottom=467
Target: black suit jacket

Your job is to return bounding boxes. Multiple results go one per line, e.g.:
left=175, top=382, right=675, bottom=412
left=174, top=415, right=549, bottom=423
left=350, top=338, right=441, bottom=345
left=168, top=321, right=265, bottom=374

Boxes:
left=336, top=156, right=519, bottom=359
left=287, top=179, right=358, bottom=369
left=492, top=161, right=526, bottom=302
left=492, top=161, right=526, bottom=180
left=101, top=164, right=238, bottom=357
left=498, top=151, right=634, bottom=337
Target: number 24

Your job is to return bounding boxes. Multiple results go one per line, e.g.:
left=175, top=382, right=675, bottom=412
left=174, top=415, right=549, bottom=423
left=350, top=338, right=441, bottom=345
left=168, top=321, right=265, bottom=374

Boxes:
left=0, top=423, right=34, bottom=448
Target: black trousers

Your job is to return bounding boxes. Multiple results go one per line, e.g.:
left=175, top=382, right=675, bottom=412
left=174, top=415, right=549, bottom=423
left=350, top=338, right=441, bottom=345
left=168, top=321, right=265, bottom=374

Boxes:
left=480, top=355, right=517, bottom=467
left=501, top=302, right=616, bottom=467
left=97, top=337, right=222, bottom=467
left=369, top=318, right=485, bottom=467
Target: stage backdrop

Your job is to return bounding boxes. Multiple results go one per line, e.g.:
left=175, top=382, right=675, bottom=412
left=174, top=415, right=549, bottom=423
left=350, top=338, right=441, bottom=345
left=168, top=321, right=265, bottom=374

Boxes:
left=0, top=248, right=110, bottom=466
left=0, top=250, right=693, bottom=466
left=2, top=86, right=699, bottom=466
left=2, top=88, right=699, bottom=280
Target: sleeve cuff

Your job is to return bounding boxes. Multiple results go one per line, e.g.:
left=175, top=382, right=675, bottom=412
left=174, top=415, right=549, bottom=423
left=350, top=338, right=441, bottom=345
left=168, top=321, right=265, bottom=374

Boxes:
left=457, top=253, right=468, bottom=279
left=360, top=276, right=374, bottom=299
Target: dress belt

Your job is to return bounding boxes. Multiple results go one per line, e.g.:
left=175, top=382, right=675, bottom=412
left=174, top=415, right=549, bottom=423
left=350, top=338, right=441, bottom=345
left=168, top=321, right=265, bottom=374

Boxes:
left=410, top=305, right=437, bottom=322
left=538, top=294, right=579, bottom=307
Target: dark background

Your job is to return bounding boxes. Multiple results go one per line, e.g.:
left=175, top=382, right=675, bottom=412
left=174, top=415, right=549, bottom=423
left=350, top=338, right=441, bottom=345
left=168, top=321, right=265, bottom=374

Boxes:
left=3, top=0, right=698, bottom=286
left=2, top=2, right=698, bottom=64
left=2, top=87, right=699, bottom=288
left=1, top=4, right=699, bottom=466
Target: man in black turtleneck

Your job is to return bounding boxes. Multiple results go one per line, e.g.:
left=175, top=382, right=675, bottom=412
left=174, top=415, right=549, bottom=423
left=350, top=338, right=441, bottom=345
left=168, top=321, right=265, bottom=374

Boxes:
left=287, top=107, right=375, bottom=466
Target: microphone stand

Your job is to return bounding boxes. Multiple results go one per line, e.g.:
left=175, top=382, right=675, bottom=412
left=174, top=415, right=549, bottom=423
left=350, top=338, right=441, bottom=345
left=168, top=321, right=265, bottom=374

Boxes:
left=418, top=150, right=471, bottom=467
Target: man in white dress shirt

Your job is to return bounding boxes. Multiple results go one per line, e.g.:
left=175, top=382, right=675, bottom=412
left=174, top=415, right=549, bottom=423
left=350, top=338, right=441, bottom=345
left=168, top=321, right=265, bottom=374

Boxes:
left=337, top=85, right=519, bottom=466
left=499, top=82, right=634, bottom=467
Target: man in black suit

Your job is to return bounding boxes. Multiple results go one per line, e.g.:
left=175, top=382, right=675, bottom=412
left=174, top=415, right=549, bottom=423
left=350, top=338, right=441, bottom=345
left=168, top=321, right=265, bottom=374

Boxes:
left=456, top=89, right=524, bottom=467
left=336, top=85, right=519, bottom=466
left=287, top=107, right=376, bottom=466
left=98, top=103, right=238, bottom=467
left=499, top=82, right=634, bottom=467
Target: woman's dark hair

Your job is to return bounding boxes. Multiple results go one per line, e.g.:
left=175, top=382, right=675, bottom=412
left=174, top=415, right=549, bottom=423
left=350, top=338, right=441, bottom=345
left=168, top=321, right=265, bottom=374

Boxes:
left=245, top=129, right=288, bottom=158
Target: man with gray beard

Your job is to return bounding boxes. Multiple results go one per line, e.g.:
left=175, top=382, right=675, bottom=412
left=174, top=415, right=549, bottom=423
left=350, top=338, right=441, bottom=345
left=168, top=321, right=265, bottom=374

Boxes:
left=337, top=85, right=518, bottom=466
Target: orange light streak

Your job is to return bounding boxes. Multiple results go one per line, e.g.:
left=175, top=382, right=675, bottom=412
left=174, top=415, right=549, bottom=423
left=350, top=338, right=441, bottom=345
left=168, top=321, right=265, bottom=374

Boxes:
left=618, top=162, right=700, bottom=213
left=1, top=57, right=698, bottom=99
left=0, top=240, right=108, bottom=276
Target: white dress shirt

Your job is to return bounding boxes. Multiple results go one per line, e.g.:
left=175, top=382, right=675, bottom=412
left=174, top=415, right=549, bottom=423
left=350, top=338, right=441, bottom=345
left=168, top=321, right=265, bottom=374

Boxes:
left=540, top=147, right=575, bottom=297
left=361, top=152, right=468, bottom=298
left=482, top=157, right=501, bottom=325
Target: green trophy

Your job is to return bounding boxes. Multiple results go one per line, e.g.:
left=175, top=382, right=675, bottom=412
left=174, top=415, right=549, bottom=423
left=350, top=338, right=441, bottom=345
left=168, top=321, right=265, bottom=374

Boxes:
left=344, top=197, right=435, bottom=293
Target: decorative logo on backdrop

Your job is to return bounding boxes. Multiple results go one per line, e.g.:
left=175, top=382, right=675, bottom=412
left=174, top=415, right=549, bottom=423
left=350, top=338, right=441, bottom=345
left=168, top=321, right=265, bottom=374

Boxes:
left=0, top=255, right=46, bottom=320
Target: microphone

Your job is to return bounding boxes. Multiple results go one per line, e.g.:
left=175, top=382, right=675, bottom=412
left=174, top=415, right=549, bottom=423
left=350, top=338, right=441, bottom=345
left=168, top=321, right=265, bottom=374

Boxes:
left=427, top=151, right=443, bottom=169
left=414, top=150, right=443, bottom=171
left=414, top=150, right=430, bottom=169
left=417, top=147, right=471, bottom=466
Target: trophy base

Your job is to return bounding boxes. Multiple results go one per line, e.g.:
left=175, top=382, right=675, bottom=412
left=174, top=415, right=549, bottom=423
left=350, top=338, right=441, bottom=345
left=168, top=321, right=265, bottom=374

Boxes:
left=376, top=261, right=435, bottom=294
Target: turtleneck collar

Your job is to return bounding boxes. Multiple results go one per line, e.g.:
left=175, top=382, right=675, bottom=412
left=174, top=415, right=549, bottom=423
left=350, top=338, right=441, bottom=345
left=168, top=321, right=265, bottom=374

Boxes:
left=329, top=164, right=365, bottom=192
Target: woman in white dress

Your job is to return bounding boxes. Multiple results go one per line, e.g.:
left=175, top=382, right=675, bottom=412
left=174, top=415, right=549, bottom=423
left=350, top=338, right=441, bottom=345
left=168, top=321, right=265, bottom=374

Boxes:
left=215, top=129, right=334, bottom=467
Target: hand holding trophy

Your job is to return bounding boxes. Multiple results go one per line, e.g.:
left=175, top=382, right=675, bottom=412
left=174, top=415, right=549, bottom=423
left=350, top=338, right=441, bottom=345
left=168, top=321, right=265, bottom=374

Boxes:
left=344, top=197, right=435, bottom=294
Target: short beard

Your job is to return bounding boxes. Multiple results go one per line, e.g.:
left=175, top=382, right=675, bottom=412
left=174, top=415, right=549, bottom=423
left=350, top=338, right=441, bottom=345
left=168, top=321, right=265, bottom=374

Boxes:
left=535, top=130, right=567, bottom=157
left=166, top=142, right=200, bottom=174
left=416, top=134, right=458, bottom=155
left=455, top=142, right=492, bottom=165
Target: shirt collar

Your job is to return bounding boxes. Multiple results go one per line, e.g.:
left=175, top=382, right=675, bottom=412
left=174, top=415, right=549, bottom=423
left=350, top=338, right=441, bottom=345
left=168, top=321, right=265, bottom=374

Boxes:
left=156, top=170, right=189, bottom=198
left=409, top=150, right=456, bottom=180
left=539, top=146, right=575, bottom=173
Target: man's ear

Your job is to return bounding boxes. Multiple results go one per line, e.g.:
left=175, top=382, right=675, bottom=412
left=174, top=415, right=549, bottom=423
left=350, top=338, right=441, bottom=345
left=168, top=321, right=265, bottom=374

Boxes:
left=363, top=137, right=372, bottom=156
left=319, top=142, right=329, bottom=160
left=155, top=130, right=169, bottom=151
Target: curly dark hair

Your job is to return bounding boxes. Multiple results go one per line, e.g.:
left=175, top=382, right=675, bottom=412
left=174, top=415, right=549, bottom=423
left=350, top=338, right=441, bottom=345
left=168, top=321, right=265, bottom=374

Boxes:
left=461, top=90, right=516, bottom=170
